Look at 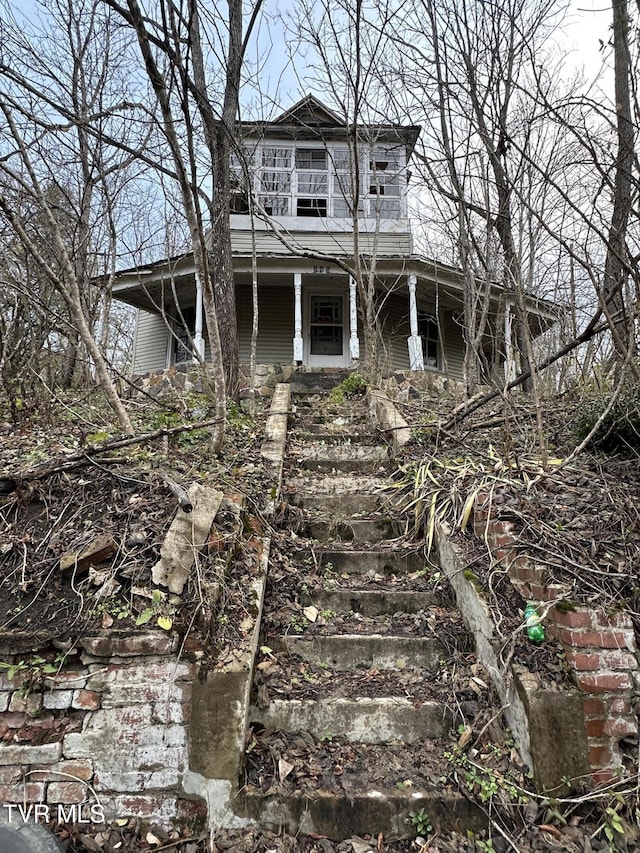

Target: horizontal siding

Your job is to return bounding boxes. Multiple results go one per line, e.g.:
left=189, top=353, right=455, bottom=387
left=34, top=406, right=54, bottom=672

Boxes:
left=237, top=284, right=295, bottom=364
left=132, top=310, right=168, bottom=374
left=231, top=229, right=411, bottom=257
left=378, top=292, right=411, bottom=372
left=442, top=311, right=465, bottom=382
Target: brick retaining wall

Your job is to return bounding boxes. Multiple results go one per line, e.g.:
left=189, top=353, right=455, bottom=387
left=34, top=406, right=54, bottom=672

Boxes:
left=0, top=633, right=206, bottom=827
left=474, top=493, right=639, bottom=785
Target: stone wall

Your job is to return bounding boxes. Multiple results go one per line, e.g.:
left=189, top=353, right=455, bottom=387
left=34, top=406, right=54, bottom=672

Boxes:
left=0, top=633, right=206, bottom=828
left=474, top=493, right=639, bottom=785
left=129, top=363, right=295, bottom=399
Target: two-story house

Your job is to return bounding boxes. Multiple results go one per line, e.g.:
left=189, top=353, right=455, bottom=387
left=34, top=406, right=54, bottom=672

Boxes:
left=112, top=95, right=557, bottom=382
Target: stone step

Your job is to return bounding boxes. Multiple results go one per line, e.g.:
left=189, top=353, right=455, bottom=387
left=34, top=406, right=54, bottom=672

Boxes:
left=270, top=633, right=445, bottom=670
left=249, top=696, right=452, bottom=742
left=236, top=788, right=486, bottom=838
left=304, top=547, right=428, bottom=575
left=290, top=443, right=391, bottom=474
left=300, top=588, right=439, bottom=616
left=300, top=515, right=403, bottom=544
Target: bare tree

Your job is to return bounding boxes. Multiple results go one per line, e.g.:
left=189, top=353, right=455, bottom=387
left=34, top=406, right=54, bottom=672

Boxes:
left=104, top=0, right=265, bottom=407
left=0, top=0, right=147, bottom=432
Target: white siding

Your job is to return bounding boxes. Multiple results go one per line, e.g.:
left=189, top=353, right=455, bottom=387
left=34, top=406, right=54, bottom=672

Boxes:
left=237, top=284, right=295, bottom=364
left=132, top=310, right=169, bottom=374
left=231, top=229, right=411, bottom=257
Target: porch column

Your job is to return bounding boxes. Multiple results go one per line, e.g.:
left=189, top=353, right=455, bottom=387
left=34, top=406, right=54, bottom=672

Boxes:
left=504, top=303, right=516, bottom=383
left=194, top=282, right=205, bottom=360
left=407, top=273, right=424, bottom=370
left=349, top=276, right=360, bottom=360
left=293, top=272, right=303, bottom=363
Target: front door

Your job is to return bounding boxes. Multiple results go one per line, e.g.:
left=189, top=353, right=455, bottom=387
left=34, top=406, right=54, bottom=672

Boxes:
left=306, top=293, right=348, bottom=367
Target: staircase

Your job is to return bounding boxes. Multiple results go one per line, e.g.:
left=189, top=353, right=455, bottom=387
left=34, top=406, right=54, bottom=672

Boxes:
left=238, top=388, right=488, bottom=840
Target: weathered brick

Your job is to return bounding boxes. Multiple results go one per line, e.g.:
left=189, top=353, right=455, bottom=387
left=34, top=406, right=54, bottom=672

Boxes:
left=47, top=781, right=89, bottom=804
left=43, top=690, right=74, bottom=710
left=0, top=766, right=23, bottom=784
left=45, top=670, right=89, bottom=689
left=578, top=673, right=633, bottom=693
left=591, top=611, right=633, bottom=631
left=0, top=673, right=25, bottom=691
left=583, top=697, right=606, bottom=716
left=566, top=652, right=600, bottom=671
left=592, top=768, right=617, bottom=785
left=600, top=650, right=638, bottom=671
left=560, top=630, right=635, bottom=649
left=0, top=692, right=10, bottom=712
left=80, top=634, right=177, bottom=658
left=550, top=608, right=593, bottom=629
left=603, top=717, right=638, bottom=737
left=102, top=684, right=178, bottom=708
left=0, top=783, right=46, bottom=802
left=96, top=764, right=181, bottom=792
left=86, top=661, right=192, bottom=692
left=112, top=794, right=178, bottom=822
left=30, top=759, right=93, bottom=783
left=608, top=697, right=632, bottom=715
left=589, top=745, right=612, bottom=767
left=151, top=701, right=186, bottom=725
left=72, top=690, right=100, bottom=711
left=9, top=692, right=42, bottom=716
left=0, top=743, right=61, bottom=765
left=585, top=718, right=606, bottom=738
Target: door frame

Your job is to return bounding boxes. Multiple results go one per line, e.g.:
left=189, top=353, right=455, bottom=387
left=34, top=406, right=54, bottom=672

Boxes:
left=304, top=288, right=350, bottom=368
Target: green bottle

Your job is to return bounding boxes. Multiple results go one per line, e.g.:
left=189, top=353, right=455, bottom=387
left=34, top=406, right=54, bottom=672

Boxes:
left=524, top=602, right=545, bottom=644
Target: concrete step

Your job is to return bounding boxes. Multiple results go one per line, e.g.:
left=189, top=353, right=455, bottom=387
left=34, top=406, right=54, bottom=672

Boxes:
left=304, top=547, right=428, bottom=575
left=300, top=588, right=439, bottom=616
left=291, top=425, right=376, bottom=443
left=249, top=696, right=451, bottom=742
left=270, top=633, right=445, bottom=670
left=287, top=475, right=387, bottom=514
left=300, top=515, right=403, bottom=543
left=291, top=443, right=391, bottom=473
left=236, top=788, right=486, bottom=838
left=289, top=371, right=351, bottom=393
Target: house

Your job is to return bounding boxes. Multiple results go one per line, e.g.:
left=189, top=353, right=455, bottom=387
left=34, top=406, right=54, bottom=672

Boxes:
left=112, top=95, right=557, bottom=385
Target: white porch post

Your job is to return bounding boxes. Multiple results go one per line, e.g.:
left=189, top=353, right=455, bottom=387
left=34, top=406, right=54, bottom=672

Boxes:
left=349, top=276, right=360, bottom=360
left=293, top=272, right=303, bottom=363
left=407, top=273, right=424, bottom=370
left=193, top=282, right=205, bottom=360
left=504, top=303, right=516, bottom=384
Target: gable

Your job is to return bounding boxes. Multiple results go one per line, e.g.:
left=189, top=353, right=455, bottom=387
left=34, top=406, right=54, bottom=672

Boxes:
left=273, top=95, right=343, bottom=127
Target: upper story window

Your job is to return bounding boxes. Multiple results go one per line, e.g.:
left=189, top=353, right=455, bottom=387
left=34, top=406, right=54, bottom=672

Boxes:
left=259, top=146, right=293, bottom=215
left=368, top=146, right=403, bottom=217
left=230, top=141, right=406, bottom=220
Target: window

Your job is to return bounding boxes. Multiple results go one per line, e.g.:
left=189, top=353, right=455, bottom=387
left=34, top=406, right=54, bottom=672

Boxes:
left=297, top=172, right=329, bottom=194
left=175, top=306, right=196, bottom=363
left=296, top=148, right=327, bottom=170
left=367, top=145, right=404, bottom=217
left=418, top=312, right=440, bottom=368
left=262, top=147, right=292, bottom=169
left=260, top=195, right=289, bottom=216
left=296, top=198, right=327, bottom=217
